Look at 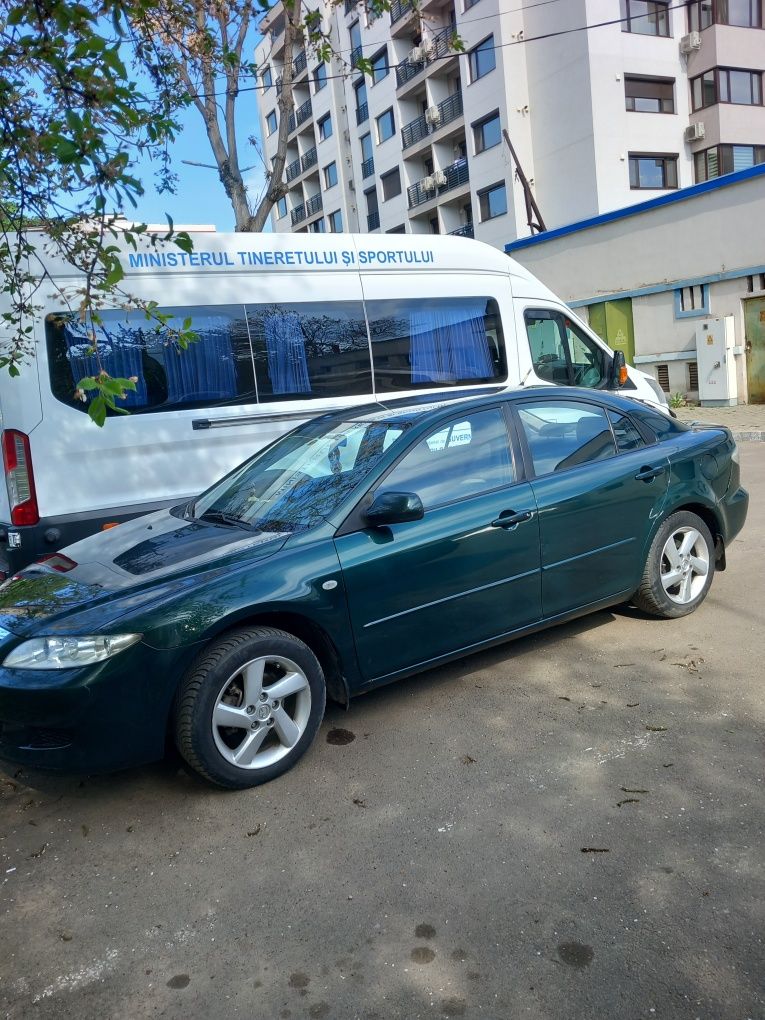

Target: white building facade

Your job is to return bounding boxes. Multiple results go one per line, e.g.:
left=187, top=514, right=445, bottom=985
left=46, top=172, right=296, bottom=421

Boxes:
left=254, top=0, right=765, bottom=242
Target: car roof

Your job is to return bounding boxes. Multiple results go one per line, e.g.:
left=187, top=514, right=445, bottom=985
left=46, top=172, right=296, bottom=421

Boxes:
left=312, top=386, right=670, bottom=429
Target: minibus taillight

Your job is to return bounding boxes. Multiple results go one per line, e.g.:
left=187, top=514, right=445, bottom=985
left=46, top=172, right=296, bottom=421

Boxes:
left=2, top=430, right=40, bottom=527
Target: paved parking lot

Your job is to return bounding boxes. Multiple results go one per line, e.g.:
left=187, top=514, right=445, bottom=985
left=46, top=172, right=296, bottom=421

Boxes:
left=1, top=447, right=763, bottom=1020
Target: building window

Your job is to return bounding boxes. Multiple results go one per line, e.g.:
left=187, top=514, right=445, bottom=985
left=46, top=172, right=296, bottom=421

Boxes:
left=323, top=162, right=338, bottom=189
left=473, top=110, right=501, bottom=153
left=478, top=182, right=507, bottom=221
left=386, top=224, right=407, bottom=233
left=625, top=75, right=675, bottom=113
left=468, top=36, right=496, bottom=83
left=328, top=209, right=343, bottom=232
left=309, top=218, right=326, bottom=233
left=360, top=132, right=373, bottom=162
left=694, top=143, right=765, bottom=180
left=675, top=284, right=710, bottom=317
left=266, top=110, right=278, bottom=135
left=692, top=67, right=763, bottom=110
left=313, top=63, right=327, bottom=91
left=620, top=0, right=671, bottom=35
left=656, top=364, right=670, bottom=392
left=371, top=47, right=389, bottom=84
left=688, top=0, right=762, bottom=29
left=276, top=196, right=287, bottom=219
left=376, top=107, right=395, bottom=143
left=349, top=19, right=363, bottom=65
left=381, top=167, right=402, bottom=200
left=262, top=66, right=272, bottom=91
left=318, top=113, right=333, bottom=141
left=628, top=153, right=678, bottom=189
left=688, top=361, right=699, bottom=391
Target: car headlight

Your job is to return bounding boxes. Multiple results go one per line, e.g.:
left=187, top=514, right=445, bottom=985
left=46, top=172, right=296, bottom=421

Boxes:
left=3, top=634, right=141, bottom=670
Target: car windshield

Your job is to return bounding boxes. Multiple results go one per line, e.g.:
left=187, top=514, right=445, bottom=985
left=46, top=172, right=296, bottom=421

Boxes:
left=192, top=417, right=410, bottom=533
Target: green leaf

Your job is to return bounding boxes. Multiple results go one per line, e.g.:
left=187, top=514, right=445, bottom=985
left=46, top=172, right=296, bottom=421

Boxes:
left=88, top=396, right=107, bottom=428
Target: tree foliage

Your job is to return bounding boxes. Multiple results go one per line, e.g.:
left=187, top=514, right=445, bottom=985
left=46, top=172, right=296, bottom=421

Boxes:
left=0, top=0, right=194, bottom=424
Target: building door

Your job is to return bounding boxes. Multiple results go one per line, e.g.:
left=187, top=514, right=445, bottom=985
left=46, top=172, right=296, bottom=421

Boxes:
left=744, top=297, right=765, bottom=403
left=588, top=298, right=635, bottom=366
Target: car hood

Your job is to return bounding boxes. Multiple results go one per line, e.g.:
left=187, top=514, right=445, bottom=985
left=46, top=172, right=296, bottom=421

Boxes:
left=0, top=509, right=288, bottom=636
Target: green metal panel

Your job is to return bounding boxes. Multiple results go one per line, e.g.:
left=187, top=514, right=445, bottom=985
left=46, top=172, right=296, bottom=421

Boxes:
left=744, top=296, right=765, bottom=403
left=588, top=299, right=635, bottom=366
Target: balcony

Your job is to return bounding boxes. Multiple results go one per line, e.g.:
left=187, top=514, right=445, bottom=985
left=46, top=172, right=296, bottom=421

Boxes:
left=361, top=156, right=375, bottom=179
left=306, top=193, right=323, bottom=217
left=350, top=44, right=364, bottom=69
left=396, top=25, right=456, bottom=91
left=390, top=0, right=414, bottom=24
left=407, top=158, right=469, bottom=209
left=356, top=101, right=369, bottom=125
left=367, top=211, right=380, bottom=230
left=301, top=146, right=318, bottom=173
left=291, top=203, right=306, bottom=226
left=449, top=223, right=474, bottom=238
left=402, top=91, right=463, bottom=151
left=286, top=157, right=301, bottom=183
left=293, top=50, right=307, bottom=77
left=288, top=98, right=312, bottom=133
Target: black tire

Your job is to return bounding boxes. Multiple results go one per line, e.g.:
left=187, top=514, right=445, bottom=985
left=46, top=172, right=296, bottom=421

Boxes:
left=633, top=511, right=715, bottom=619
left=174, top=626, right=326, bottom=789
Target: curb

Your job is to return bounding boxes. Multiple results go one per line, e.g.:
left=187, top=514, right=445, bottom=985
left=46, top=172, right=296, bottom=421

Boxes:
left=732, top=431, right=765, bottom=442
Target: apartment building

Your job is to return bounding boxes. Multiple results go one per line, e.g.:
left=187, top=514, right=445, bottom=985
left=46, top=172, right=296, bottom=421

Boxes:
left=254, top=0, right=765, bottom=243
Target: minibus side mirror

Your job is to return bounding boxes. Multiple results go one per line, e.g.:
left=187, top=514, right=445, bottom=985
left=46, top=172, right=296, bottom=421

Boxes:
left=610, top=350, right=628, bottom=389
left=365, top=491, right=424, bottom=527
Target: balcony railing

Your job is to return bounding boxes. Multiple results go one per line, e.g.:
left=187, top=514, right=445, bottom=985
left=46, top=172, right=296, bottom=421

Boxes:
left=407, top=158, right=469, bottom=208
left=291, top=203, right=306, bottom=226
left=395, top=24, right=456, bottom=89
left=293, top=50, right=307, bottom=76
left=356, top=101, right=369, bottom=125
left=367, top=211, right=380, bottom=230
left=350, top=44, right=364, bottom=68
left=286, top=157, right=301, bottom=183
left=288, top=98, right=312, bottom=133
left=402, top=92, right=463, bottom=150
left=390, top=0, right=414, bottom=24
left=361, top=156, right=375, bottom=179
left=301, top=146, right=317, bottom=172
left=306, top=193, right=323, bottom=217
left=449, top=223, right=474, bottom=238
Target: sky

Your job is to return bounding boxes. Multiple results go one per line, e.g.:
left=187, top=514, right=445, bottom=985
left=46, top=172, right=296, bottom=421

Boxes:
left=127, top=82, right=268, bottom=232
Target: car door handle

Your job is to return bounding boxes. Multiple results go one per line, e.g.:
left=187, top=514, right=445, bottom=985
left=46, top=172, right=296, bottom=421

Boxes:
left=491, top=509, right=535, bottom=529
left=634, top=465, right=665, bottom=482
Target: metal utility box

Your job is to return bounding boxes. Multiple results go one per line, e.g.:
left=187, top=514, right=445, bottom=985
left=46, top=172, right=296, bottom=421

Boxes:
left=695, top=317, right=738, bottom=406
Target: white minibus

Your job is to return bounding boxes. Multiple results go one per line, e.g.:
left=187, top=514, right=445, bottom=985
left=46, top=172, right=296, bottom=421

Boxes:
left=0, top=232, right=668, bottom=574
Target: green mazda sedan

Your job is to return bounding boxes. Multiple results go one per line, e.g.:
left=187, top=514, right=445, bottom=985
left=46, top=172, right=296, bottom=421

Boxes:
left=0, top=389, right=748, bottom=788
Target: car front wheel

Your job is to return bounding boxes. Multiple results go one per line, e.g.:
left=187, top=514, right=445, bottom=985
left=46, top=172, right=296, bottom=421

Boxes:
left=174, top=626, right=326, bottom=789
left=633, top=511, right=715, bottom=619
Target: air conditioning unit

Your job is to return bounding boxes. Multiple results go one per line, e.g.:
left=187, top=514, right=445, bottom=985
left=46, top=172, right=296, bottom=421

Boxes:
left=433, top=169, right=447, bottom=187
left=342, top=129, right=351, bottom=142
left=408, top=46, right=423, bottom=64
left=684, top=121, right=705, bottom=142
left=425, top=105, right=442, bottom=126
left=679, top=31, right=701, bottom=54
left=420, top=39, right=434, bottom=58
left=422, top=175, right=436, bottom=191
left=348, top=178, right=355, bottom=191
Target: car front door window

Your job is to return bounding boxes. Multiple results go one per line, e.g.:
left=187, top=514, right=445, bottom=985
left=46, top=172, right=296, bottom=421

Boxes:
left=379, top=408, right=514, bottom=508
left=525, top=309, right=608, bottom=388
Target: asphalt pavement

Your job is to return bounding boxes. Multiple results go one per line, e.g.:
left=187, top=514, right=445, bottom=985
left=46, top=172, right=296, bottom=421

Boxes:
left=1, top=447, right=763, bottom=1020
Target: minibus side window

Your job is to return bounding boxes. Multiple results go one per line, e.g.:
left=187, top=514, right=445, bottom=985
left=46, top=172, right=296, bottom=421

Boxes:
left=366, top=296, right=506, bottom=392
left=245, top=301, right=371, bottom=401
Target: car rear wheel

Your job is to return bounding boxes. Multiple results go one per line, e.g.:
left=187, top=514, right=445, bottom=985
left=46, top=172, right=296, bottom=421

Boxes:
left=633, top=511, right=715, bottom=619
left=174, top=626, right=326, bottom=789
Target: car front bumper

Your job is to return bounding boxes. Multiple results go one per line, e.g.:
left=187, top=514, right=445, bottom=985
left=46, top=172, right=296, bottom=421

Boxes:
left=0, top=642, right=191, bottom=773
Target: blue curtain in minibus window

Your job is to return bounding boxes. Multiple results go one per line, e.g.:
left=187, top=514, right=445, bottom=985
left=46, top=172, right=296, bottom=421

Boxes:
left=63, top=323, right=147, bottom=408
left=162, top=316, right=237, bottom=403
left=410, top=301, right=493, bottom=383
left=263, top=312, right=311, bottom=394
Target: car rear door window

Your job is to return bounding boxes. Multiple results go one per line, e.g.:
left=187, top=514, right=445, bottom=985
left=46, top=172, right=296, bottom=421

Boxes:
left=379, top=408, right=513, bottom=509
left=518, top=401, right=616, bottom=475
left=607, top=409, right=646, bottom=452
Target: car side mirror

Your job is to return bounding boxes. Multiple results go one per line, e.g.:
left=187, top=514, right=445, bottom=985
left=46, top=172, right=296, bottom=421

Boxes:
left=611, top=350, right=628, bottom=388
left=365, top=491, right=424, bottom=527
